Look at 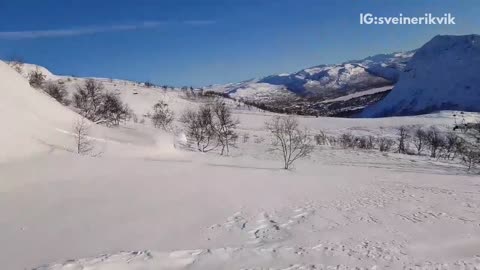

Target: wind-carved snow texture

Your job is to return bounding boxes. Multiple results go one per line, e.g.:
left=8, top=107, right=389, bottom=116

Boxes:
left=34, top=173, right=480, bottom=269
left=201, top=177, right=480, bottom=269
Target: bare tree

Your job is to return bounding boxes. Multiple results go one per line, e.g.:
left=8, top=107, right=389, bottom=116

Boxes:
left=442, top=132, right=463, bottom=160
left=28, top=69, right=46, bottom=88
left=265, top=116, right=314, bottom=169
left=457, top=120, right=480, bottom=171
left=242, top=133, right=250, bottom=143
left=8, top=55, right=24, bottom=73
left=73, top=118, right=93, bottom=155
left=314, top=131, right=329, bottom=146
left=378, top=137, right=395, bottom=152
left=412, top=127, right=427, bottom=155
left=396, top=126, right=410, bottom=154
left=151, top=100, right=174, bottom=130
left=99, top=92, right=131, bottom=126
left=357, top=136, right=376, bottom=150
left=43, top=81, right=70, bottom=105
left=144, top=81, right=155, bottom=88
left=425, top=127, right=445, bottom=158
left=461, top=147, right=480, bottom=171
left=73, top=79, right=129, bottom=126
left=212, top=99, right=239, bottom=155
left=73, top=79, right=105, bottom=122
left=180, top=105, right=218, bottom=152
left=339, top=133, right=356, bottom=149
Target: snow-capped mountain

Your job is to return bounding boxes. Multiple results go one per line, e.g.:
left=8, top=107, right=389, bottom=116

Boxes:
left=211, top=51, right=413, bottom=102
left=362, top=34, right=480, bottom=117
left=208, top=51, right=413, bottom=116
left=260, top=51, right=413, bottom=98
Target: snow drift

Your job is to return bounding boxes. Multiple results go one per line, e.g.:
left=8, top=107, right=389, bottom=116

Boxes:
left=362, top=34, right=480, bottom=117
left=0, top=60, right=79, bottom=161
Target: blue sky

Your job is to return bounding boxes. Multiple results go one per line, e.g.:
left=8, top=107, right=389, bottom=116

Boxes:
left=0, top=0, right=479, bottom=86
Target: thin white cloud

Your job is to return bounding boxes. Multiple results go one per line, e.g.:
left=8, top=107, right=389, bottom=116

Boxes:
left=183, top=20, right=217, bottom=26
left=0, top=20, right=215, bottom=40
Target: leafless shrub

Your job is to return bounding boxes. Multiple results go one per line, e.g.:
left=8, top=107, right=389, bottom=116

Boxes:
left=144, top=81, right=155, bottom=88
left=151, top=100, right=174, bottom=131
left=357, top=136, right=376, bottom=150
left=265, top=116, right=314, bottom=169
left=132, top=113, right=139, bottom=123
left=73, top=79, right=105, bottom=122
left=460, top=147, right=480, bottom=171
left=99, top=92, right=131, bottom=126
left=378, top=137, right=395, bottom=152
left=28, top=69, right=46, bottom=88
left=182, top=86, right=196, bottom=99
left=440, top=132, right=464, bottom=160
left=73, top=118, right=93, bottom=155
left=242, top=133, right=250, bottom=143
left=339, top=133, right=356, bottom=149
left=412, top=127, right=428, bottom=155
left=180, top=105, right=217, bottom=152
left=314, top=131, right=329, bottom=145
left=327, top=136, right=338, bottom=146
left=212, top=99, right=239, bottom=155
left=396, top=126, right=410, bottom=154
left=43, top=81, right=70, bottom=105
left=425, top=127, right=446, bottom=158
left=73, top=79, right=130, bottom=126
left=8, top=56, right=24, bottom=73
left=455, top=119, right=480, bottom=171
left=254, top=136, right=265, bottom=144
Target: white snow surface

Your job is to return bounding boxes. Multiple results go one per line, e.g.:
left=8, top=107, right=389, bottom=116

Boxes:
left=320, top=86, right=393, bottom=104
left=1, top=61, right=480, bottom=270
left=0, top=61, right=78, bottom=161
left=14, top=62, right=59, bottom=80
left=226, top=82, right=296, bottom=100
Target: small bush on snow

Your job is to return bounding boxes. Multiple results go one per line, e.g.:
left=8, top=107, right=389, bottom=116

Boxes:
left=43, top=81, right=70, bottom=105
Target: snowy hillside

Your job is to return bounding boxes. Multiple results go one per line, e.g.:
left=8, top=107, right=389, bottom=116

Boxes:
left=362, top=35, right=480, bottom=117
left=2, top=50, right=480, bottom=270
left=3, top=108, right=480, bottom=270
left=0, top=61, right=197, bottom=162
left=0, top=60, right=79, bottom=161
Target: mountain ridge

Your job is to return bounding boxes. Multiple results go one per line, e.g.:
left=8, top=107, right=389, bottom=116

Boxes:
left=361, top=34, right=480, bottom=117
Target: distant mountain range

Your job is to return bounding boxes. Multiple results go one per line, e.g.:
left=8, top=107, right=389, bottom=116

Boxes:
left=210, top=34, right=480, bottom=118
left=208, top=50, right=414, bottom=116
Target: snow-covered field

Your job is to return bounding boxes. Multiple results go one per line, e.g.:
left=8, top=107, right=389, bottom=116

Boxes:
left=320, top=86, right=393, bottom=104
left=1, top=61, right=480, bottom=270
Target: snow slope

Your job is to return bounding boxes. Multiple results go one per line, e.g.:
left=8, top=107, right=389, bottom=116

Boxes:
left=362, top=34, right=480, bottom=117
left=0, top=61, right=182, bottom=162
left=0, top=61, right=80, bottom=161
left=3, top=107, right=480, bottom=270
left=2, top=58, right=480, bottom=270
